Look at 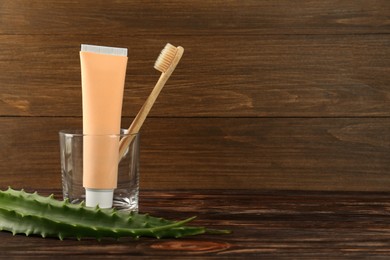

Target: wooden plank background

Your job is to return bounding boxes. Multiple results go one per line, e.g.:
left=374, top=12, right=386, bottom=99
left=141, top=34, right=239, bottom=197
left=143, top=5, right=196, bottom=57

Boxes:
left=0, top=0, right=389, bottom=191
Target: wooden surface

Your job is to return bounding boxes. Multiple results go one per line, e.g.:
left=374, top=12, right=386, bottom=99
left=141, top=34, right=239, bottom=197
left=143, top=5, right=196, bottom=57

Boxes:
left=0, top=1, right=389, bottom=191
left=1, top=35, right=389, bottom=117
left=1, top=117, right=390, bottom=191
left=1, top=0, right=389, bottom=35
left=1, top=189, right=390, bottom=258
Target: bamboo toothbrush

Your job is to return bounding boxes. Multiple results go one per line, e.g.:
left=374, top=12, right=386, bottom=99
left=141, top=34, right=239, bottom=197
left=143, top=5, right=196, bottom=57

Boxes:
left=119, top=43, right=184, bottom=159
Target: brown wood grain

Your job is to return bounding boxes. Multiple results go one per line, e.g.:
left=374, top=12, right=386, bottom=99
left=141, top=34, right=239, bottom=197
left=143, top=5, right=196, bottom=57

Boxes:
left=0, top=117, right=389, bottom=191
left=1, top=0, right=389, bottom=35
left=0, top=35, right=389, bottom=117
left=2, top=190, right=390, bottom=258
left=0, top=0, right=389, bottom=192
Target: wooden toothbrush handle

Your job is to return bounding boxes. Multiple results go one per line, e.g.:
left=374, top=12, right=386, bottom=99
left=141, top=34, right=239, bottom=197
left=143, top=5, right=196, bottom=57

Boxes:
left=119, top=47, right=184, bottom=159
left=118, top=73, right=168, bottom=159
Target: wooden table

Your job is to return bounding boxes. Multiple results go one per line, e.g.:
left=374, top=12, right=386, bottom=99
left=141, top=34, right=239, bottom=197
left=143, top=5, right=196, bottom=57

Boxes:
left=1, top=190, right=390, bottom=258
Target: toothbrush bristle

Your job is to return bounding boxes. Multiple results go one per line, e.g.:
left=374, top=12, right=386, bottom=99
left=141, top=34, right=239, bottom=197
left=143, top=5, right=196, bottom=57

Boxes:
left=154, top=43, right=177, bottom=73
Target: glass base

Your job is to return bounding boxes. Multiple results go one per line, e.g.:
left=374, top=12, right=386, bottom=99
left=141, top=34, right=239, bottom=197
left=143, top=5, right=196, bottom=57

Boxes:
left=63, top=192, right=138, bottom=212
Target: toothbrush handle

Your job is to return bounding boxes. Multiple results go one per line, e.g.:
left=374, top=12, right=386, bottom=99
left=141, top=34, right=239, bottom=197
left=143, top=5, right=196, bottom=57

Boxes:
left=118, top=72, right=170, bottom=159
left=118, top=47, right=184, bottom=159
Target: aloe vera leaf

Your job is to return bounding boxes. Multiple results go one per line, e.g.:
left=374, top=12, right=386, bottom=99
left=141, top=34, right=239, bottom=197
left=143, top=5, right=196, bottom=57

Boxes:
left=0, top=188, right=213, bottom=239
left=0, top=206, right=196, bottom=240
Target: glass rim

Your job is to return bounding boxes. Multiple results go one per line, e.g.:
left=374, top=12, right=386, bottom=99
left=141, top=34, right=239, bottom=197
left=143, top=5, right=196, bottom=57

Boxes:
left=59, top=129, right=139, bottom=138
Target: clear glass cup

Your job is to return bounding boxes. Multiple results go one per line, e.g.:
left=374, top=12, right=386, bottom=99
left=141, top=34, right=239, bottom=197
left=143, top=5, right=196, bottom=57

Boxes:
left=59, top=129, right=139, bottom=212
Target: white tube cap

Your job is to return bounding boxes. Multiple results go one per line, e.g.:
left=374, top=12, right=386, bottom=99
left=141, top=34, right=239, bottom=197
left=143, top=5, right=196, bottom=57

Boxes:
left=85, top=188, right=114, bottom=208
